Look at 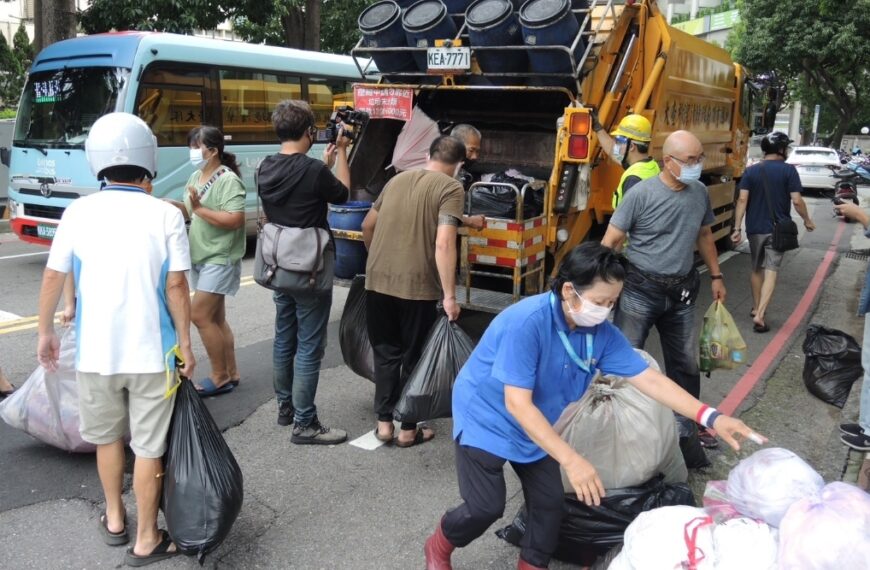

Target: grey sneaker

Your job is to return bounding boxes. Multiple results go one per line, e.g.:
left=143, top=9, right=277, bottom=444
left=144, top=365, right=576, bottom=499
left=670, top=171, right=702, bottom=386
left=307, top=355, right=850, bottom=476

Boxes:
left=841, top=432, right=870, bottom=451
left=291, top=418, right=347, bottom=445
left=277, top=401, right=294, bottom=427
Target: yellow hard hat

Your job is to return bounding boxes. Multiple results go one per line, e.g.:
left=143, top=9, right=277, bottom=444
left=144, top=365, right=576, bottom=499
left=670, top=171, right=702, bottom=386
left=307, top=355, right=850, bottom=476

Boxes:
left=610, top=114, right=652, bottom=143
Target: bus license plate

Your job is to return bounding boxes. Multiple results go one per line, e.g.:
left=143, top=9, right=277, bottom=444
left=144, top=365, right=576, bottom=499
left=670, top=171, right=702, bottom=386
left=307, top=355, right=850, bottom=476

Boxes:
left=37, top=223, right=57, bottom=240
left=427, top=47, right=471, bottom=72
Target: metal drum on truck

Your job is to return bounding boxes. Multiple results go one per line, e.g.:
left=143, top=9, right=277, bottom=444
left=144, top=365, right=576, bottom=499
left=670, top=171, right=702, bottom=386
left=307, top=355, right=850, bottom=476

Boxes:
left=359, top=1, right=419, bottom=77
left=466, top=0, right=528, bottom=84
left=519, top=0, right=585, bottom=82
left=328, top=201, right=372, bottom=279
left=402, top=0, right=459, bottom=71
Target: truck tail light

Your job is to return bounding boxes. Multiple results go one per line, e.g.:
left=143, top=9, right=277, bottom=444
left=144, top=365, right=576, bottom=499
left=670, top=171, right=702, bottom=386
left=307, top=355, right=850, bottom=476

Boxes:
left=569, top=113, right=591, bottom=135
left=568, top=135, right=589, bottom=159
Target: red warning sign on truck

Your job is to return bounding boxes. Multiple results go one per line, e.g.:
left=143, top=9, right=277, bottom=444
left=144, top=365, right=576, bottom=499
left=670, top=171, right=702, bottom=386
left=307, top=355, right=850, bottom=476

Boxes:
left=353, top=86, right=414, bottom=121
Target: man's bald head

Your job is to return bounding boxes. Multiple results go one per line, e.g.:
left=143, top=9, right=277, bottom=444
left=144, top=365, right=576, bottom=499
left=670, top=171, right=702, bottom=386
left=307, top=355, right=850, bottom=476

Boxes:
left=663, top=130, right=703, bottom=158
left=661, top=130, right=705, bottom=188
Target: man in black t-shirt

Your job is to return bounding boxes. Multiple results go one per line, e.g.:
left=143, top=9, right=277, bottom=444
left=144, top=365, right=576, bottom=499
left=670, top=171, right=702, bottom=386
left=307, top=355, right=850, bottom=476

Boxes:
left=257, top=100, right=351, bottom=445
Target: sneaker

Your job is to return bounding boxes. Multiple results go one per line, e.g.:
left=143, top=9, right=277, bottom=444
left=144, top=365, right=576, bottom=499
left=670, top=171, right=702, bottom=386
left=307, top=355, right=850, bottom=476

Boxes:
left=697, top=426, right=720, bottom=449
left=277, top=401, right=294, bottom=427
left=841, top=432, right=870, bottom=451
left=839, top=423, right=865, bottom=438
left=291, top=418, right=348, bottom=445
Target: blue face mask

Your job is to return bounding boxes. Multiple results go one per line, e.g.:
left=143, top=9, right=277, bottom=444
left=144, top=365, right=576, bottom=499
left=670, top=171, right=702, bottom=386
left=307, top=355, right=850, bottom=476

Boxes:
left=676, top=162, right=702, bottom=184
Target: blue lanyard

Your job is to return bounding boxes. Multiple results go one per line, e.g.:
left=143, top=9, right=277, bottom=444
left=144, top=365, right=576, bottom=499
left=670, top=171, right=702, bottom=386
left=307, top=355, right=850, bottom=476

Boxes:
left=101, top=184, right=147, bottom=194
left=550, top=293, right=595, bottom=373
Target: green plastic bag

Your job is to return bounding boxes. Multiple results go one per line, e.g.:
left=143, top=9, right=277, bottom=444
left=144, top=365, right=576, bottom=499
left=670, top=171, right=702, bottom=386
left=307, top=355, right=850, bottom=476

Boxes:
left=699, top=301, right=747, bottom=373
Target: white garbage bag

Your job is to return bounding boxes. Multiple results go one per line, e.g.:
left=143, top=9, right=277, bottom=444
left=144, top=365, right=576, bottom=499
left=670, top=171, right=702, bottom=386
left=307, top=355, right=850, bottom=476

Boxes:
left=725, top=448, right=823, bottom=527
left=613, top=505, right=715, bottom=570
left=712, top=517, right=777, bottom=570
left=777, top=482, right=870, bottom=570
left=555, top=350, right=687, bottom=490
left=0, top=328, right=95, bottom=453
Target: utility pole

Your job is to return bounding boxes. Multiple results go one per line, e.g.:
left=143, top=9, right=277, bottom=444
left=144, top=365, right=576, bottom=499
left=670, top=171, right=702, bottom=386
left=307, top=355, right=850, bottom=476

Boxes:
left=33, top=0, right=77, bottom=53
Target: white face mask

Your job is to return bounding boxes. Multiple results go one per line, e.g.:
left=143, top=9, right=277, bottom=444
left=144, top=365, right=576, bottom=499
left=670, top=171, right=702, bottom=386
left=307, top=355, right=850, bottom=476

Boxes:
left=671, top=161, right=702, bottom=184
left=567, top=286, right=611, bottom=327
left=189, top=148, right=207, bottom=170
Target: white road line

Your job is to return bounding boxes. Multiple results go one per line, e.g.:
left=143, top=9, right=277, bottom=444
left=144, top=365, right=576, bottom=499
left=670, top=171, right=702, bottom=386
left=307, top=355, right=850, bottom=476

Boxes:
left=698, top=250, right=740, bottom=274
left=0, top=251, right=49, bottom=261
left=348, top=421, right=402, bottom=451
left=0, top=310, right=22, bottom=322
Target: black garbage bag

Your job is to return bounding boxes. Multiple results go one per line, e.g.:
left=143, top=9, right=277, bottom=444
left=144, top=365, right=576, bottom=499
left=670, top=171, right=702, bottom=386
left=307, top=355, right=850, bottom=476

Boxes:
left=163, top=380, right=244, bottom=564
left=802, top=324, right=862, bottom=408
left=496, top=475, right=695, bottom=565
left=339, top=276, right=374, bottom=382
left=468, top=172, right=543, bottom=219
left=393, top=316, right=474, bottom=423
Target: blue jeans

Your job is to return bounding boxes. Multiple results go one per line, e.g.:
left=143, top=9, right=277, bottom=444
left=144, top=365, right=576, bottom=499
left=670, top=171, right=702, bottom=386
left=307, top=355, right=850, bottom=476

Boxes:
left=272, top=289, right=332, bottom=427
left=613, top=269, right=701, bottom=436
left=861, top=316, right=870, bottom=434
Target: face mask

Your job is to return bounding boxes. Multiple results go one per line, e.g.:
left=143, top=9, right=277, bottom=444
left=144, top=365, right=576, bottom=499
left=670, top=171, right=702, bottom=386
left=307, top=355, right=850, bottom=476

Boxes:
left=189, top=148, right=206, bottom=170
left=676, top=162, right=702, bottom=184
left=567, top=286, right=611, bottom=327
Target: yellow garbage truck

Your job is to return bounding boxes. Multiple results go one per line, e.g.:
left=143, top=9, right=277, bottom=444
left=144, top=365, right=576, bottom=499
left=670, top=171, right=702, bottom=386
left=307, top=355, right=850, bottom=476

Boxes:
left=345, top=0, right=771, bottom=313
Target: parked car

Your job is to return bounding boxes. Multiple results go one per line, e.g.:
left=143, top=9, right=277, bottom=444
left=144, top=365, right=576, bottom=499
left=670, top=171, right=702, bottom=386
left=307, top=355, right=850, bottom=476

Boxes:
left=786, top=146, right=841, bottom=192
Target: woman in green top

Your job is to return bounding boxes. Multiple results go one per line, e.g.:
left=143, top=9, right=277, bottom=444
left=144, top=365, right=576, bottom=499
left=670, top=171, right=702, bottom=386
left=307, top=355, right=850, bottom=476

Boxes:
left=169, top=126, right=247, bottom=396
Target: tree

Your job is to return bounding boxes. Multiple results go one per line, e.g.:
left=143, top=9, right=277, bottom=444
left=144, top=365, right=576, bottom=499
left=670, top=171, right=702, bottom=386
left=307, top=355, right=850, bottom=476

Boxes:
left=34, top=0, right=77, bottom=52
left=732, top=0, right=870, bottom=146
left=13, top=23, right=35, bottom=70
left=0, top=33, right=23, bottom=107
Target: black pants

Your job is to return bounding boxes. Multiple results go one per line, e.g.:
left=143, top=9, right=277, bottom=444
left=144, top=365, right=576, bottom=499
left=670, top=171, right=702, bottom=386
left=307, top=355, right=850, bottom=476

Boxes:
left=442, top=442, right=563, bottom=568
left=366, top=291, right=438, bottom=430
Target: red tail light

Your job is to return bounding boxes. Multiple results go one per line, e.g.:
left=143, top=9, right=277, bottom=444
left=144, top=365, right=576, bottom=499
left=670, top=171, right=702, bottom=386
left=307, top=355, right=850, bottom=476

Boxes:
left=568, top=135, right=589, bottom=159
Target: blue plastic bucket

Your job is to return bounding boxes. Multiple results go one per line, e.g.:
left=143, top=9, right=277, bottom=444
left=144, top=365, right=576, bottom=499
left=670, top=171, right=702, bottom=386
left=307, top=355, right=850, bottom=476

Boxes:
left=466, top=0, right=527, bottom=84
left=402, top=0, right=459, bottom=71
left=359, top=1, right=419, bottom=75
left=444, top=0, right=474, bottom=12
left=328, top=201, right=372, bottom=279
left=519, top=0, right=584, bottom=77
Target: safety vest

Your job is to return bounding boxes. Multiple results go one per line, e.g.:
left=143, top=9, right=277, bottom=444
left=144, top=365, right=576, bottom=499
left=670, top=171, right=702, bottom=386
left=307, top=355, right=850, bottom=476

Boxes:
left=612, top=158, right=661, bottom=209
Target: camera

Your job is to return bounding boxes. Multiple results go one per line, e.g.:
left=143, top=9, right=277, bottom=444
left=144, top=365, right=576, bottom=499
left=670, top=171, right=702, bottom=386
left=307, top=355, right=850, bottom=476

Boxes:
left=325, top=106, right=369, bottom=144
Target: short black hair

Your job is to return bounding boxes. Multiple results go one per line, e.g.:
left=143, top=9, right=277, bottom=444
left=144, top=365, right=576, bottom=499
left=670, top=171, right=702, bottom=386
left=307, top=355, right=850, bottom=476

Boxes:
left=100, top=165, right=151, bottom=183
left=429, top=135, right=466, bottom=165
left=551, top=242, right=628, bottom=298
left=272, top=100, right=315, bottom=142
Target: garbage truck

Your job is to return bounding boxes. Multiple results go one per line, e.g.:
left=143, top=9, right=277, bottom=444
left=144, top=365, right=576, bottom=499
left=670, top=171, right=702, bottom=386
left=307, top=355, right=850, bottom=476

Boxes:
left=343, top=0, right=776, bottom=313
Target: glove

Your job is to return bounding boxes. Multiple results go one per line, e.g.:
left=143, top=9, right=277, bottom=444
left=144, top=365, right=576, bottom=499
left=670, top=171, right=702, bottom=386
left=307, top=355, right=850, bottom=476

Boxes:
left=589, top=109, right=603, bottom=133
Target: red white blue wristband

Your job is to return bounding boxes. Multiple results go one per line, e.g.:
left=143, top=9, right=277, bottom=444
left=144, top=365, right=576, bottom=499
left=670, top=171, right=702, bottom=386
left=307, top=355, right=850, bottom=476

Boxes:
left=696, top=405, right=721, bottom=429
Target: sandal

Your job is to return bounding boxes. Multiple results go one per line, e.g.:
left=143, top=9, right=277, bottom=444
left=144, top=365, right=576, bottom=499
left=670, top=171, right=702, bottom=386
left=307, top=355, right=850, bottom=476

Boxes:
left=195, top=378, right=235, bottom=397
left=374, top=425, right=394, bottom=443
left=98, top=511, right=129, bottom=546
left=125, top=529, right=179, bottom=567
left=753, top=322, right=770, bottom=333
left=396, top=427, right=435, bottom=448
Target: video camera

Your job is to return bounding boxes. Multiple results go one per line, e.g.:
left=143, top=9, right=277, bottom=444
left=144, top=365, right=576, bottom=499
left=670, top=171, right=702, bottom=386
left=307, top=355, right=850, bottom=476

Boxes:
left=325, top=106, right=369, bottom=144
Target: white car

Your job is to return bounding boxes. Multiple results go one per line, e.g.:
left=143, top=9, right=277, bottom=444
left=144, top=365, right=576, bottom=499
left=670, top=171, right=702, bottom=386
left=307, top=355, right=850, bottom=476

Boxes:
left=786, top=146, right=841, bottom=191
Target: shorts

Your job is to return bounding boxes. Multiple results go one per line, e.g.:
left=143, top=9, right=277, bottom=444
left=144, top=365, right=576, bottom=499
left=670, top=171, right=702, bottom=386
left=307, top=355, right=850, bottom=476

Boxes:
left=77, top=371, right=175, bottom=458
left=191, top=261, right=242, bottom=296
left=748, top=233, right=784, bottom=272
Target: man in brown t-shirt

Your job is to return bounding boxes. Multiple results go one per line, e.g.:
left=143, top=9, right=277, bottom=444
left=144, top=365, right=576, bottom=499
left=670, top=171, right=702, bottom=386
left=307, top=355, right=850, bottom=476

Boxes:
left=362, top=135, right=465, bottom=447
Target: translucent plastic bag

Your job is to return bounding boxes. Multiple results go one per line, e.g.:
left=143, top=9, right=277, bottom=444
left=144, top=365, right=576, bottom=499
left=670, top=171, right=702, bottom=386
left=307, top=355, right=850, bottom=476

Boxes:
left=778, top=482, right=870, bottom=570
left=712, top=517, right=778, bottom=570
left=554, top=350, right=687, bottom=490
left=163, top=379, right=244, bottom=563
left=0, top=328, right=96, bottom=453
left=700, top=301, right=747, bottom=373
left=393, top=316, right=473, bottom=423
left=611, top=505, right=715, bottom=570
left=339, top=275, right=374, bottom=382
left=725, top=447, right=823, bottom=527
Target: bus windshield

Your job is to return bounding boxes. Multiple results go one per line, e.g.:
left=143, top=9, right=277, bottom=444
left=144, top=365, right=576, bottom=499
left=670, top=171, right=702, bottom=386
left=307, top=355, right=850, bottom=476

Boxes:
left=14, top=67, right=129, bottom=148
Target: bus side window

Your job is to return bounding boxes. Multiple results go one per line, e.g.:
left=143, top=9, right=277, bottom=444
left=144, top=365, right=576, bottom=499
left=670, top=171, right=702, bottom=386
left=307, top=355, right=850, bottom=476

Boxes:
left=306, top=78, right=354, bottom=131
left=219, top=70, right=301, bottom=143
left=136, top=64, right=211, bottom=146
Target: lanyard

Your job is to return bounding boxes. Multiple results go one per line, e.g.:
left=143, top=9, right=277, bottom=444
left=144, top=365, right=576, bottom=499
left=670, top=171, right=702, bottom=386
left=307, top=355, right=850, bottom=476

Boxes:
left=550, top=293, right=595, bottom=373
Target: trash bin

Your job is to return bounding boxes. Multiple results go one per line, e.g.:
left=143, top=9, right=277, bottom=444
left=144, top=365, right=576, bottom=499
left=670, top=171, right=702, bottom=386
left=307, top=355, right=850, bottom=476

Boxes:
left=359, top=1, right=419, bottom=75
left=328, top=201, right=372, bottom=279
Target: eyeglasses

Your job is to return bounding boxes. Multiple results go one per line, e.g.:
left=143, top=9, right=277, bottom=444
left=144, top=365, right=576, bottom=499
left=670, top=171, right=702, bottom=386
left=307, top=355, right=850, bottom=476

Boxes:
left=668, top=154, right=705, bottom=167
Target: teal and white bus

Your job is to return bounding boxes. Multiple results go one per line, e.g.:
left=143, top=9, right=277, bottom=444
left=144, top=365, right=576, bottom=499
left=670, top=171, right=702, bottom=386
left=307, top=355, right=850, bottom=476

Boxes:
left=1, top=32, right=369, bottom=245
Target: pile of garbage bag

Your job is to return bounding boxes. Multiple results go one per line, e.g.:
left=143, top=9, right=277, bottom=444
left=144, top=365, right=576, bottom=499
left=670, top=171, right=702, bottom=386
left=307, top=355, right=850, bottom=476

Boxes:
left=802, top=324, right=862, bottom=408
left=339, top=275, right=375, bottom=382
left=467, top=170, right=545, bottom=220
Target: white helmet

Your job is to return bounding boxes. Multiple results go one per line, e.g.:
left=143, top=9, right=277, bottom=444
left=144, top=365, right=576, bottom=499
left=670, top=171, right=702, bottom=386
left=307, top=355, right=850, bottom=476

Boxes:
left=85, top=112, right=158, bottom=180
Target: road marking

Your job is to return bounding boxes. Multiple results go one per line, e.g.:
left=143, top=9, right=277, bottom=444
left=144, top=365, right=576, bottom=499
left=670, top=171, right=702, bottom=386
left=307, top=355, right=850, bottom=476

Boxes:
left=0, top=310, right=22, bottom=322
left=698, top=250, right=740, bottom=274
left=717, top=222, right=848, bottom=416
left=0, top=251, right=49, bottom=261
left=349, top=421, right=402, bottom=451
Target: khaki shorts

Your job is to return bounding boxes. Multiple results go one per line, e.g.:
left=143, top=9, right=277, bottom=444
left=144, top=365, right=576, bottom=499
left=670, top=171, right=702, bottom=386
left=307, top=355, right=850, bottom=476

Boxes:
left=748, top=233, right=784, bottom=272
left=77, top=371, right=175, bottom=458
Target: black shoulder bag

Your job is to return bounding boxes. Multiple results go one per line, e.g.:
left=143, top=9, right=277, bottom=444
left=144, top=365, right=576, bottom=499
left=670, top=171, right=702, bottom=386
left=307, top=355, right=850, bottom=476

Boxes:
left=759, top=163, right=799, bottom=252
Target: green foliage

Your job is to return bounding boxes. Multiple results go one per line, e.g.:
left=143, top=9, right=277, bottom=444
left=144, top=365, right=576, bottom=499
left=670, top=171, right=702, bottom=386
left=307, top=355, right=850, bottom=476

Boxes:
left=0, top=33, right=24, bottom=108
left=79, top=0, right=229, bottom=34
left=320, top=0, right=379, bottom=54
left=12, top=23, right=34, bottom=68
left=0, top=108, right=16, bottom=119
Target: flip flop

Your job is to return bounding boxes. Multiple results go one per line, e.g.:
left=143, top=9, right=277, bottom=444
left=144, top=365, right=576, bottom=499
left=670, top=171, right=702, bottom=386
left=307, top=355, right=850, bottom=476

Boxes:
left=195, top=378, right=235, bottom=397
left=374, top=427, right=394, bottom=443
left=396, top=427, right=435, bottom=448
left=753, top=322, right=770, bottom=333
left=229, top=379, right=241, bottom=388
left=125, top=529, right=178, bottom=567
left=98, top=512, right=129, bottom=546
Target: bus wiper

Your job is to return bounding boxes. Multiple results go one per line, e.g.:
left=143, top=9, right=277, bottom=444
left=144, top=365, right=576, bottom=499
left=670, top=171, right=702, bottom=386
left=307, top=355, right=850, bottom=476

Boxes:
left=20, top=142, right=50, bottom=156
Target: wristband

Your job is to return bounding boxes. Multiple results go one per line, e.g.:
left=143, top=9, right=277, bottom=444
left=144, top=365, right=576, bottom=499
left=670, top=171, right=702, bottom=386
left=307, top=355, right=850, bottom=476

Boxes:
left=696, top=405, right=721, bottom=429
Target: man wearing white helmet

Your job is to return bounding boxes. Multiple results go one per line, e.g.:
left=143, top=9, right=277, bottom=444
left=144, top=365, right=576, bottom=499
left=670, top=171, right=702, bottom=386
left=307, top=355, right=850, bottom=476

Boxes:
left=36, top=112, right=193, bottom=566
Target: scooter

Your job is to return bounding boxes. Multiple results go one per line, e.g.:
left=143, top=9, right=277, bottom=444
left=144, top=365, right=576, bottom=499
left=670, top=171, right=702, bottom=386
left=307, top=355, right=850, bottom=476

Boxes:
left=832, top=162, right=869, bottom=221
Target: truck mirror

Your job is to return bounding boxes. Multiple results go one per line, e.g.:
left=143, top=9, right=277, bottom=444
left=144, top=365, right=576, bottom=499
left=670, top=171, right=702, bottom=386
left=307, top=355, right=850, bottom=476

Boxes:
left=0, top=147, right=8, bottom=167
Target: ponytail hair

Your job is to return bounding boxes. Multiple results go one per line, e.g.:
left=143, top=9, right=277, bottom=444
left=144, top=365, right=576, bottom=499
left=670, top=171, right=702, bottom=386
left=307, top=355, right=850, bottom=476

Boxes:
left=187, top=125, right=242, bottom=177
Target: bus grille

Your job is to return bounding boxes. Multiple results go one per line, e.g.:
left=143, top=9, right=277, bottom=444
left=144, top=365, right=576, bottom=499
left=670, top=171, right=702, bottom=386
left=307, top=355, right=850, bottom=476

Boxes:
left=23, top=204, right=65, bottom=220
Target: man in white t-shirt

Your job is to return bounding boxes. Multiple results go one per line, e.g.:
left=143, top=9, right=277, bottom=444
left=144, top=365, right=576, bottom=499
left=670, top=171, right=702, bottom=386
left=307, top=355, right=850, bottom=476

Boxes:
left=36, top=113, right=194, bottom=567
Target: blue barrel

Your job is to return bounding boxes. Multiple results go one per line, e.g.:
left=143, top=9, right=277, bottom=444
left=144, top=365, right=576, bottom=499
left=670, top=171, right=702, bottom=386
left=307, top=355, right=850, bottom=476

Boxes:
left=403, top=0, right=459, bottom=71
left=328, top=201, right=372, bottom=279
left=466, top=0, right=527, bottom=84
left=359, top=1, right=419, bottom=75
left=444, top=0, right=474, bottom=12
left=519, top=0, right=585, bottom=78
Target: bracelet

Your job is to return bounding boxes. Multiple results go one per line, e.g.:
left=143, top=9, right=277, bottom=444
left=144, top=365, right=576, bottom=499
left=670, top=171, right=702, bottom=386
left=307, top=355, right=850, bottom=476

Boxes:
left=696, top=405, right=722, bottom=429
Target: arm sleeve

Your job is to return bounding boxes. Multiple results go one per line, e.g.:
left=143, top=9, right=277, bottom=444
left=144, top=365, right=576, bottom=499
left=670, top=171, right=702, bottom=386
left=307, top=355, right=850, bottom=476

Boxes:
left=438, top=182, right=464, bottom=221
left=218, top=175, right=247, bottom=213
left=491, top=316, right=541, bottom=389
left=609, top=186, right=639, bottom=232
left=317, top=164, right=349, bottom=205
left=45, top=207, right=76, bottom=273
left=372, top=186, right=386, bottom=212
left=701, top=189, right=715, bottom=226
left=738, top=168, right=752, bottom=191
left=787, top=165, right=803, bottom=194
left=596, top=323, right=650, bottom=378
left=165, top=208, right=191, bottom=272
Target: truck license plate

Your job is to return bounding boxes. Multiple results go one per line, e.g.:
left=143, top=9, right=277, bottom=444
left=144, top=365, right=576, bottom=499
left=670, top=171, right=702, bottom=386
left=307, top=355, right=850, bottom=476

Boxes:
left=427, top=47, right=471, bottom=72
left=37, top=223, right=57, bottom=240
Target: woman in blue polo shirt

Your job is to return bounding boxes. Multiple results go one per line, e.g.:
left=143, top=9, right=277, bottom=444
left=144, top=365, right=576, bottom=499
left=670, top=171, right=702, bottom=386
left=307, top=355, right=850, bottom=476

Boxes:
left=424, top=242, right=765, bottom=570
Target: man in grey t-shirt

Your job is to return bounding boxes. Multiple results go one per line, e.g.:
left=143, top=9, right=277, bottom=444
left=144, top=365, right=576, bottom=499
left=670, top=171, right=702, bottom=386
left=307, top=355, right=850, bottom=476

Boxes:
left=602, top=130, right=726, bottom=458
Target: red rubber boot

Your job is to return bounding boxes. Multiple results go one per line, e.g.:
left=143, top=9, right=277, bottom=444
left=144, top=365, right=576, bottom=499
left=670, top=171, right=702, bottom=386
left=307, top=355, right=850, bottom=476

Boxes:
left=517, top=556, right=547, bottom=570
left=424, top=520, right=455, bottom=570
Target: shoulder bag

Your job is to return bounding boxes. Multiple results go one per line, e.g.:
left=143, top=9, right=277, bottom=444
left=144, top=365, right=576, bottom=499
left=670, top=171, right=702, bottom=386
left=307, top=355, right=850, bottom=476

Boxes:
left=253, top=161, right=334, bottom=294
left=759, top=163, right=799, bottom=252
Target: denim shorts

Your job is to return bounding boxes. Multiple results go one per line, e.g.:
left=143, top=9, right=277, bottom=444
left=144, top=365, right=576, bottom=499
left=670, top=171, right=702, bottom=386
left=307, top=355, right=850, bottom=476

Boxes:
left=191, top=261, right=242, bottom=296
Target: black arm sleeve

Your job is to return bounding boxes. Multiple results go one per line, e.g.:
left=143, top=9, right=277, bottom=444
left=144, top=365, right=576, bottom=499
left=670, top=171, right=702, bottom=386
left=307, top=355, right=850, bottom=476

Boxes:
left=317, top=165, right=349, bottom=204
left=622, top=175, right=642, bottom=196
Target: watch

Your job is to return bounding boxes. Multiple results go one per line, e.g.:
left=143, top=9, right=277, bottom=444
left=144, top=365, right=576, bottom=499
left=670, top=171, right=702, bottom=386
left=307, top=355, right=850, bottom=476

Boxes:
left=710, top=274, right=724, bottom=280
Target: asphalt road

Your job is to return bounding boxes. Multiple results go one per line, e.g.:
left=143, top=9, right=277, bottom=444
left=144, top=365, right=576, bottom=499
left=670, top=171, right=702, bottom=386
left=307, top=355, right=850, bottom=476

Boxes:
left=0, top=194, right=863, bottom=569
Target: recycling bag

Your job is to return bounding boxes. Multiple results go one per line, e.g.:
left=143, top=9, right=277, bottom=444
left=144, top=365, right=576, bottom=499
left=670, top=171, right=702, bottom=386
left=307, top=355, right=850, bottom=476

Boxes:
left=393, top=316, right=474, bottom=423
left=699, top=301, right=747, bottom=374
left=339, top=275, right=375, bottom=382
left=163, top=379, right=243, bottom=564
left=801, top=324, right=862, bottom=408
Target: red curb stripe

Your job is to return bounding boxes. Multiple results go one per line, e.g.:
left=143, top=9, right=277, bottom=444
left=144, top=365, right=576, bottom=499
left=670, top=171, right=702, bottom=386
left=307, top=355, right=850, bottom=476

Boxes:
left=717, top=222, right=848, bottom=416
